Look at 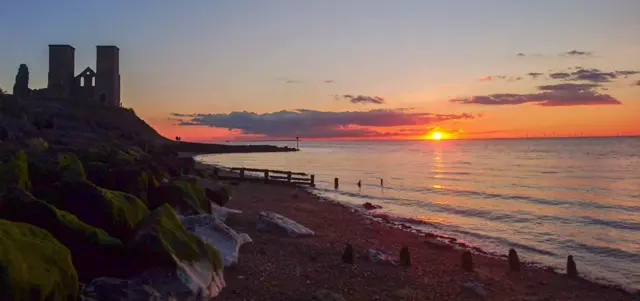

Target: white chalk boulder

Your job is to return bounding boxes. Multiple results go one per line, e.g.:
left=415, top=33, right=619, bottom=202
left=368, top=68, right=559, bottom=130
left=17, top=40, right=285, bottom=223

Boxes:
left=180, top=214, right=252, bottom=267
left=256, top=211, right=315, bottom=237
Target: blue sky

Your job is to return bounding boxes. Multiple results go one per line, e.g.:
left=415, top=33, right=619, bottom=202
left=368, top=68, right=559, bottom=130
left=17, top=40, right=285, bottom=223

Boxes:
left=1, top=1, right=639, bottom=139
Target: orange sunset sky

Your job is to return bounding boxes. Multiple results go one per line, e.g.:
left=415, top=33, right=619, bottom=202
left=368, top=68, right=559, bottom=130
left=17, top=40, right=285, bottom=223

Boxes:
left=1, top=1, right=639, bottom=141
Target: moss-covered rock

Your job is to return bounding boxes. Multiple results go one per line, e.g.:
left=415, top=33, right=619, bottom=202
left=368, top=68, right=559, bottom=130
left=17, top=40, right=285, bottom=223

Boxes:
left=103, top=168, right=158, bottom=204
left=148, top=176, right=211, bottom=214
left=28, top=151, right=86, bottom=191
left=0, top=219, right=78, bottom=301
left=128, top=204, right=224, bottom=297
left=27, top=137, right=49, bottom=152
left=36, top=180, right=149, bottom=241
left=0, top=187, right=127, bottom=281
left=84, top=161, right=108, bottom=186
left=57, top=153, right=86, bottom=181
left=205, top=184, right=232, bottom=207
left=110, top=148, right=136, bottom=168
left=0, top=150, right=31, bottom=193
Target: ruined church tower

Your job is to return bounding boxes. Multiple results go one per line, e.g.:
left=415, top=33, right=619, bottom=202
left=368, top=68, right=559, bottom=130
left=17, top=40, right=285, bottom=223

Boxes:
left=47, top=45, right=75, bottom=99
left=95, top=46, right=121, bottom=107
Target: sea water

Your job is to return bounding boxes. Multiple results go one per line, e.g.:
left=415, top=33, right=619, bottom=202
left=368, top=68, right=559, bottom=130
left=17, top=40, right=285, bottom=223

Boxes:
left=198, top=137, right=640, bottom=290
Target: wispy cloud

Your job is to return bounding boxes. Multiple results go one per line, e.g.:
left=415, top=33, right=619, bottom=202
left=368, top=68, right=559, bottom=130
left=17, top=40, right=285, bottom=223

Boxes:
left=170, top=109, right=477, bottom=138
left=515, top=52, right=526, bottom=57
left=479, top=75, right=522, bottom=82
left=527, top=72, right=544, bottom=79
left=549, top=72, right=571, bottom=79
left=450, top=83, right=620, bottom=107
left=563, top=50, right=593, bottom=56
left=537, top=83, right=601, bottom=91
left=616, top=70, right=640, bottom=78
left=334, top=94, right=386, bottom=105
left=570, top=68, right=617, bottom=83
left=635, top=80, right=640, bottom=86
left=285, top=80, right=301, bottom=84
left=323, top=80, right=335, bottom=83
left=507, top=67, right=639, bottom=83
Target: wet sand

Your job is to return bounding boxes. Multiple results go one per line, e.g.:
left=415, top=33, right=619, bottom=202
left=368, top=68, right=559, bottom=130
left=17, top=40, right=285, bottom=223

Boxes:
left=215, top=181, right=637, bottom=301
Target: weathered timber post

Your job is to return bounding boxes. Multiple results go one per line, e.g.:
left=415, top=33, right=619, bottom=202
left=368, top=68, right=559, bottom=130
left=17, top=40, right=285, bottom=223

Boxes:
left=213, top=167, right=219, bottom=179
left=334, top=178, right=339, bottom=189
left=264, top=170, right=269, bottom=183
left=240, top=168, right=245, bottom=180
left=287, top=171, right=292, bottom=183
left=310, top=175, right=315, bottom=186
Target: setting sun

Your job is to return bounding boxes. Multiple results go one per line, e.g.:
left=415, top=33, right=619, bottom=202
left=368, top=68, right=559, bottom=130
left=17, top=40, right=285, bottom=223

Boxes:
left=430, top=131, right=443, bottom=140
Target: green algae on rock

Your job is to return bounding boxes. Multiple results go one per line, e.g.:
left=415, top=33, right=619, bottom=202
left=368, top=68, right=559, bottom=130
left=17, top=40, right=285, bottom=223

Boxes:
left=57, top=153, right=86, bottom=181
left=0, top=187, right=126, bottom=280
left=149, top=176, right=212, bottom=214
left=0, top=150, right=31, bottom=193
left=0, top=219, right=79, bottom=301
left=103, top=168, right=158, bottom=203
left=84, top=161, right=108, bottom=185
left=37, top=180, right=149, bottom=241
left=129, top=203, right=223, bottom=272
left=128, top=204, right=225, bottom=298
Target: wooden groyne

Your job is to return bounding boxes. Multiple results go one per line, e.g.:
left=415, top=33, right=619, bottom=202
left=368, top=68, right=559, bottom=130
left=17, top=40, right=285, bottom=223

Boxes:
left=213, top=167, right=315, bottom=186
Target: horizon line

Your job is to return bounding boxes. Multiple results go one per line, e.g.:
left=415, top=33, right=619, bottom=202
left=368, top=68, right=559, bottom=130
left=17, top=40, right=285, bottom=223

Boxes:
left=196, top=134, right=640, bottom=143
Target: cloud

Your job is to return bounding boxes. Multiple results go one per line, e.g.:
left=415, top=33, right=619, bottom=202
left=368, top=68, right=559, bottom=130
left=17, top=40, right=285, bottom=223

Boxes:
left=537, top=83, right=601, bottom=91
left=570, top=68, right=617, bottom=83
left=170, top=109, right=477, bottom=138
left=527, top=72, right=544, bottom=79
left=335, top=94, right=386, bottom=105
left=549, top=72, right=571, bottom=79
left=171, top=113, right=195, bottom=117
left=285, top=80, right=301, bottom=84
left=635, top=80, right=640, bottom=86
left=450, top=83, right=620, bottom=107
left=563, top=50, right=593, bottom=56
left=323, top=80, right=335, bottom=83
left=615, top=70, right=640, bottom=77
left=479, top=75, right=522, bottom=82
left=516, top=52, right=526, bottom=57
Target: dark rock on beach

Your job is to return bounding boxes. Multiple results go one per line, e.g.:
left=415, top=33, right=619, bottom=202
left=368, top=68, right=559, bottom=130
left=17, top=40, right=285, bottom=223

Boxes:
left=399, top=245, right=411, bottom=267
left=205, top=185, right=232, bottom=207
left=462, top=250, right=474, bottom=272
left=567, top=255, right=578, bottom=278
left=80, top=278, right=163, bottom=301
left=509, top=248, right=521, bottom=271
left=363, top=202, right=382, bottom=210
left=342, top=243, right=355, bottom=264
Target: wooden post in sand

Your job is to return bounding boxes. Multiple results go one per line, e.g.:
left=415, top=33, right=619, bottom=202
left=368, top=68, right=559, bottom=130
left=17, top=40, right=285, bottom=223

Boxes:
left=239, top=168, right=245, bottom=180
left=213, top=167, right=219, bottom=179
left=264, top=170, right=269, bottom=183
left=287, top=171, right=292, bottom=183
left=310, top=175, right=315, bottom=186
left=334, top=178, right=339, bottom=189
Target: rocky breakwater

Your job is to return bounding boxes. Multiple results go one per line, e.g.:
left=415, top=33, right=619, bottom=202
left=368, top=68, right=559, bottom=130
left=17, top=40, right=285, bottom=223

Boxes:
left=0, top=140, right=254, bottom=300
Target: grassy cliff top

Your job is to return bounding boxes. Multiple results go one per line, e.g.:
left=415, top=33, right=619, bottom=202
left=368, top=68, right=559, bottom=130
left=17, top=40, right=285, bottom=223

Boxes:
left=0, top=97, right=295, bottom=154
